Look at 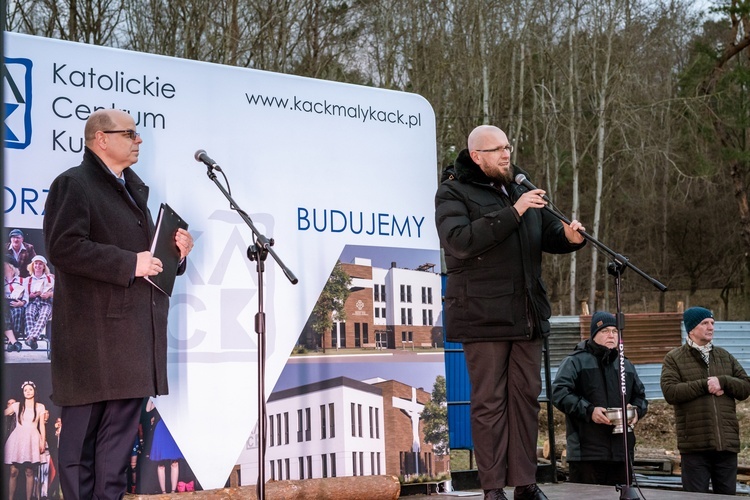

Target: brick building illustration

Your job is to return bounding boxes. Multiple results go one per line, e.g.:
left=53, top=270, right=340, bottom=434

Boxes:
left=301, top=257, right=443, bottom=351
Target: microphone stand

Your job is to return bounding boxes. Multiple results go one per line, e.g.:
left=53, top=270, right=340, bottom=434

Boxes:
left=541, top=202, right=666, bottom=500
left=202, top=163, right=298, bottom=500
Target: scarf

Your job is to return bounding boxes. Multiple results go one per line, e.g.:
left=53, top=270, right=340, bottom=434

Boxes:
left=687, top=336, right=713, bottom=365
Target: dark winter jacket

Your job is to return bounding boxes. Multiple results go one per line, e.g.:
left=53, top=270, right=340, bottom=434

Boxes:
left=552, top=339, right=648, bottom=462
left=660, top=342, right=750, bottom=454
left=434, top=149, right=584, bottom=342
left=44, top=147, right=185, bottom=406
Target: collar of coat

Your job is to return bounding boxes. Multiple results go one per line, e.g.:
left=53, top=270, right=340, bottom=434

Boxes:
left=82, top=147, right=146, bottom=188
left=443, top=148, right=531, bottom=187
left=586, top=339, right=619, bottom=364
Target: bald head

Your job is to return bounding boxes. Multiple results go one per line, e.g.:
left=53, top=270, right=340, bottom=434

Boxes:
left=466, top=125, right=513, bottom=184
left=85, top=109, right=127, bottom=145
left=468, top=125, right=505, bottom=151
left=84, top=109, right=142, bottom=174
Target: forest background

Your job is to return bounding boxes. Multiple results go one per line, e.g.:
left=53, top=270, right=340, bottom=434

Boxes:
left=8, top=0, right=750, bottom=319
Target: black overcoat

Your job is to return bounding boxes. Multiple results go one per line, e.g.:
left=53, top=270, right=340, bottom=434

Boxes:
left=44, top=147, right=175, bottom=406
left=435, top=149, right=584, bottom=342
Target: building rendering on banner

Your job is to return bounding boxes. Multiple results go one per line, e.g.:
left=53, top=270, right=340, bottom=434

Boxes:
left=242, top=376, right=437, bottom=483
left=368, top=378, right=437, bottom=478
left=310, top=257, right=443, bottom=351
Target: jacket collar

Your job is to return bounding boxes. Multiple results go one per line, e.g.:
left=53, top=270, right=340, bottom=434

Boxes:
left=83, top=147, right=145, bottom=188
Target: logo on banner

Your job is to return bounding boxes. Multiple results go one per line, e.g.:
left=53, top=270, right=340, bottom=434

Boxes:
left=3, top=57, right=33, bottom=150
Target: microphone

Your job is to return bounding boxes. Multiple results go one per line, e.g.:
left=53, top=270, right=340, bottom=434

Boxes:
left=514, top=173, right=550, bottom=202
left=194, top=149, right=222, bottom=172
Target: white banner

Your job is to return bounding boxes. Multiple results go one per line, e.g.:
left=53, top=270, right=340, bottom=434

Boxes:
left=4, top=33, right=439, bottom=488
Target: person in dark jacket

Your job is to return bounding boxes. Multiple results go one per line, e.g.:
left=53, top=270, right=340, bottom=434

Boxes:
left=6, top=228, right=36, bottom=278
left=660, top=306, right=750, bottom=495
left=435, top=125, right=586, bottom=500
left=43, top=108, right=194, bottom=500
left=552, top=311, right=648, bottom=486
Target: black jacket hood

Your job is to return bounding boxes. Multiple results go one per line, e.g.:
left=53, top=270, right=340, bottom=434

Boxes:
left=442, top=148, right=530, bottom=187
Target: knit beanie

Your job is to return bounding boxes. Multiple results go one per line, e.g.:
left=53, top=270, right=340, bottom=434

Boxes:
left=683, top=307, right=713, bottom=334
left=590, top=311, right=617, bottom=339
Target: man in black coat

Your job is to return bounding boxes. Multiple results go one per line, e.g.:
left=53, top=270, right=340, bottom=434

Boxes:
left=552, top=311, right=648, bottom=486
left=435, top=125, right=586, bottom=500
left=43, top=108, right=194, bottom=499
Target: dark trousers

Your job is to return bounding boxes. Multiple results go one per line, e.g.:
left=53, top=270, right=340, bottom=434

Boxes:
left=463, top=338, right=542, bottom=490
left=58, top=398, right=143, bottom=500
left=680, top=450, right=738, bottom=495
left=568, top=460, right=629, bottom=486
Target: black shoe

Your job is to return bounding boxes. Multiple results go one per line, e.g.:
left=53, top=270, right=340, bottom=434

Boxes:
left=484, top=489, right=508, bottom=500
left=6, top=342, right=14, bottom=353
left=14, top=341, right=23, bottom=352
left=28, top=339, right=38, bottom=350
left=514, top=483, right=547, bottom=500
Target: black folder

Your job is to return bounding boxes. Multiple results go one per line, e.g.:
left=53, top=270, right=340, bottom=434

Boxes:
left=145, top=203, right=189, bottom=296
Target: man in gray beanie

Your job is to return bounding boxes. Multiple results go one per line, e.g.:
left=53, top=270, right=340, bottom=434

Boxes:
left=661, top=307, right=750, bottom=494
left=552, top=312, right=647, bottom=485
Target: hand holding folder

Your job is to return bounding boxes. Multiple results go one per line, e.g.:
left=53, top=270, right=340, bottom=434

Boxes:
left=145, top=203, right=189, bottom=296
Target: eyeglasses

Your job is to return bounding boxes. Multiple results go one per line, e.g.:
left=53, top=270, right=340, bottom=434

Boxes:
left=102, top=129, right=140, bottom=140
left=598, top=328, right=619, bottom=336
left=475, top=145, right=514, bottom=154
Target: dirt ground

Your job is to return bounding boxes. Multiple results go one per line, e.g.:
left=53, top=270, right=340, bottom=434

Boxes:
left=542, top=398, right=750, bottom=464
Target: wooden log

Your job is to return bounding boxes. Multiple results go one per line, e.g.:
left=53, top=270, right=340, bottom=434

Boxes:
left=125, top=475, right=401, bottom=500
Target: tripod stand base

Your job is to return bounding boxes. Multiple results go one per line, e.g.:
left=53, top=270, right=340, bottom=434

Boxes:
left=615, top=484, right=640, bottom=499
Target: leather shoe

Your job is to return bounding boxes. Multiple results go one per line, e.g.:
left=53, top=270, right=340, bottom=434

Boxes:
left=514, top=483, right=548, bottom=500
left=484, top=489, right=508, bottom=500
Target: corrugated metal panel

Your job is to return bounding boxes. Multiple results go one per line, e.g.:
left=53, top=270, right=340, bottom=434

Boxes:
left=634, top=364, right=664, bottom=400
left=549, top=313, right=685, bottom=365
left=445, top=341, right=473, bottom=449
left=442, top=273, right=474, bottom=450
left=578, top=313, right=683, bottom=364
left=548, top=316, right=582, bottom=365
left=714, top=322, right=750, bottom=368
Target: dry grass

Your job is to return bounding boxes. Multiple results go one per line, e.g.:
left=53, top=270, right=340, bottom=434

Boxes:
left=450, top=399, right=750, bottom=471
left=540, top=399, right=750, bottom=464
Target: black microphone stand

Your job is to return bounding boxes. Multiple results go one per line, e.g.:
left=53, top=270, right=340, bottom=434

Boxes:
left=202, top=162, right=298, bottom=500
left=540, top=202, right=666, bottom=500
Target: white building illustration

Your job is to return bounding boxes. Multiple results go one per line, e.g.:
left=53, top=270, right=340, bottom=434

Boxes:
left=236, top=375, right=440, bottom=484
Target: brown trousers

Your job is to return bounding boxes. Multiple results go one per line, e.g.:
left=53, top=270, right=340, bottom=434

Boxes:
left=463, top=338, right=542, bottom=490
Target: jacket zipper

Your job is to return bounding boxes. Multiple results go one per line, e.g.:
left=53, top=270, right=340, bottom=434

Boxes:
left=708, top=358, right=723, bottom=450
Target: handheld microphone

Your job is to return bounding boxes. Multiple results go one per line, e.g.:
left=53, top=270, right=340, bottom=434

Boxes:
left=514, top=173, right=550, bottom=202
left=194, top=149, right=222, bottom=172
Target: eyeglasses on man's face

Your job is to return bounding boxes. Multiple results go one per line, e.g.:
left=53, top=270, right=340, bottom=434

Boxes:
left=102, top=129, right=140, bottom=140
left=475, top=145, right=514, bottom=154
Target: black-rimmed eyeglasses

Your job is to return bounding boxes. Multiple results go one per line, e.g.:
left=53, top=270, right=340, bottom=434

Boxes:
left=475, top=145, right=514, bottom=154
left=103, top=129, right=140, bottom=140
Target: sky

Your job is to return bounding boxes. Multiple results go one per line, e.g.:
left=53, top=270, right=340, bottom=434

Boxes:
left=338, top=244, right=441, bottom=273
